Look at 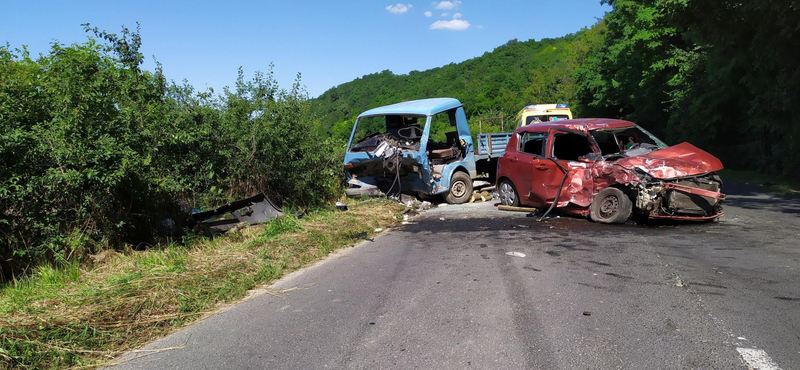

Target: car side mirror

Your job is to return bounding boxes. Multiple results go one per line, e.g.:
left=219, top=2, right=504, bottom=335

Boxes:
left=578, top=153, right=600, bottom=162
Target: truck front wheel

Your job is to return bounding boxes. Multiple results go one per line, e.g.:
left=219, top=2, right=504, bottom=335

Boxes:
left=445, top=171, right=473, bottom=204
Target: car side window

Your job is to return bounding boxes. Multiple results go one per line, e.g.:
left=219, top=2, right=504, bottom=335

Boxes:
left=551, top=132, right=595, bottom=161
left=518, top=132, right=545, bottom=156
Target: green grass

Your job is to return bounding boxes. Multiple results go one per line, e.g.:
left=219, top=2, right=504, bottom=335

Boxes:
left=719, top=169, right=800, bottom=198
left=0, top=199, right=404, bottom=369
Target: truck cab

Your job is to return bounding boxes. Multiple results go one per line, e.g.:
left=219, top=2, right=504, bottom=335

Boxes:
left=516, top=103, right=573, bottom=127
left=344, top=98, right=509, bottom=204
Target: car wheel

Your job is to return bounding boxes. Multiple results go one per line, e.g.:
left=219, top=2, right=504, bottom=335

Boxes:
left=498, top=179, right=519, bottom=206
left=590, top=187, right=632, bottom=224
left=445, top=171, right=473, bottom=204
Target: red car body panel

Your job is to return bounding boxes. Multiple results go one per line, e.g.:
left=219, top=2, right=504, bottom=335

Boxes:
left=616, top=142, right=724, bottom=179
left=496, top=119, right=725, bottom=221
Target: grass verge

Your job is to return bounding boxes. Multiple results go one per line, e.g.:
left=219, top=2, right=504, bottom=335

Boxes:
left=0, top=199, right=405, bottom=369
left=719, top=169, right=800, bottom=198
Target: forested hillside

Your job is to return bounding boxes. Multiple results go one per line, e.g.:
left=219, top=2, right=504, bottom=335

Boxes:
left=313, top=24, right=605, bottom=139
left=314, top=0, right=800, bottom=178
left=577, top=0, right=800, bottom=176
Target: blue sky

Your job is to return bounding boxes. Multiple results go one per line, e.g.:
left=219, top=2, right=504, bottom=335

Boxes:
left=1, top=1, right=610, bottom=98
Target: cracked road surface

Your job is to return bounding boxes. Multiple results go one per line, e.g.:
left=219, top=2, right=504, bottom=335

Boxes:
left=114, top=184, right=800, bottom=369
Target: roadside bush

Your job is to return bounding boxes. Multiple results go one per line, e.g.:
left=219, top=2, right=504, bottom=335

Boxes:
left=0, top=25, right=341, bottom=281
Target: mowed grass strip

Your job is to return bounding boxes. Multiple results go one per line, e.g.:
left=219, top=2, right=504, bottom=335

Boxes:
left=0, top=199, right=404, bottom=369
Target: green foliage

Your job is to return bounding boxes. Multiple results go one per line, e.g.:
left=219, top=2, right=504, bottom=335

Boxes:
left=313, top=26, right=606, bottom=140
left=0, top=25, right=342, bottom=281
left=576, top=0, right=800, bottom=177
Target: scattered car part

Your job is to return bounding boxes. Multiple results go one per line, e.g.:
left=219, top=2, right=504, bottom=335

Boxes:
left=497, top=205, right=540, bottom=213
left=192, top=193, right=284, bottom=233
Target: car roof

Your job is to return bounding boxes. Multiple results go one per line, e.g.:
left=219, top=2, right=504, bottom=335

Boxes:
left=516, top=118, right=635, bottom=133
left=358, top=98, right=462, bottom=118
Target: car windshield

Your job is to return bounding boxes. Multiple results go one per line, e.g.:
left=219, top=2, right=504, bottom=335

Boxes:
left=590, top=125, right=668, bottom=157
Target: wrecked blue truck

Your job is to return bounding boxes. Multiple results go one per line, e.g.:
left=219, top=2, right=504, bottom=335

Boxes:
left=343, top=98, right=510, bottom=203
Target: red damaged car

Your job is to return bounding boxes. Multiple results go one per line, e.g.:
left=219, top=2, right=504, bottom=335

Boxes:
left=495, top=118, right=725, bottom=223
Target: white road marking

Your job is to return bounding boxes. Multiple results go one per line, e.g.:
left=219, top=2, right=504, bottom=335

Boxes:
left=736, top=348, right=783, bottom=370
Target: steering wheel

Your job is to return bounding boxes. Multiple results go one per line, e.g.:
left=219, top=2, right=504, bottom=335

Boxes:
left=397, top=126, right=422, bottom=140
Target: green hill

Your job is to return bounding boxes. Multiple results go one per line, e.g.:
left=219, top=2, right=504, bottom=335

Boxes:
left=312, top=23, right=605, bottom=140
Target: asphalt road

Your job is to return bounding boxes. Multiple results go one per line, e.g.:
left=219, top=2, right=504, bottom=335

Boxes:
left=114, top=184, right=800, bottom=370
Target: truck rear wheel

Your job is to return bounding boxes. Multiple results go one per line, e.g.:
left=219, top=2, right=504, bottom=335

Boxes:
left=445, top=171, right=473, bottom=204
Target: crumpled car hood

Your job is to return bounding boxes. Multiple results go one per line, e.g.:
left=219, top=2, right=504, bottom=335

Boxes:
left=615, top=142, right=724, bottom=179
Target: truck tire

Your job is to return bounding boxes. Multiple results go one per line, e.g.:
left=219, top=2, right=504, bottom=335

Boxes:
left=498, top=179, right=519, bottom=207
left=445, top=171, right=473, bottom=204
left=590, top=187, right=632, bottom=224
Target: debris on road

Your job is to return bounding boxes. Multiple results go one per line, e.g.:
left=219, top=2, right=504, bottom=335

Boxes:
left=469, top=190, right=494, bottom=203
left=506, top=251, right=526, bottom=258
left=583, top=311, right=592, bottom=316
left=439, top=217, right=446, bottom=221
left=498, top=205, right=540, bottom=213
left=374, top=228, right=383, bottom=232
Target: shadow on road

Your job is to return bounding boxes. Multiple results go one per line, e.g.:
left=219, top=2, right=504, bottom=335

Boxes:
left=723, top=183, right=800, bottom=217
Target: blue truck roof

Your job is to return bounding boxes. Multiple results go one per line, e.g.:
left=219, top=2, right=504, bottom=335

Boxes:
left=357, top=98, right=462, bottom=118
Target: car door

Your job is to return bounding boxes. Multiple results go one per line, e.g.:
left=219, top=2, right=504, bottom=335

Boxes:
left=504, top=132, right=537, bottom=202
left=531, top=129, right=598, bottom=205
left=513, top=132, right=551, bottom=207
left=528, top=156, right=562, bottom=206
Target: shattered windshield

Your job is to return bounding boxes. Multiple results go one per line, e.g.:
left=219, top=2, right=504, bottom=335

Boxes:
left=350, top=115, right=427, bottom=152
left=591, top=125, right=668, bottom=157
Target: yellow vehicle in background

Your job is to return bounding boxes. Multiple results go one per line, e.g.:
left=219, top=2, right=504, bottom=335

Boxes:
left=516, top=103, right=573, bottom=127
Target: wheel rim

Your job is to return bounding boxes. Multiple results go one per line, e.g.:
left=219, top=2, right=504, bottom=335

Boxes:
left=500, top=182, right=515, bottom=205
left=452, top=180, right=467, bottom=198
left=598, top=194, right=620, bottom=218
